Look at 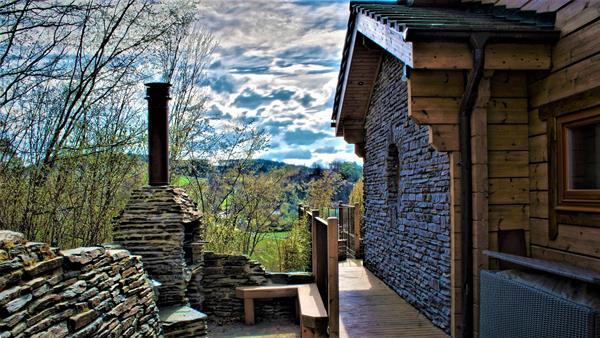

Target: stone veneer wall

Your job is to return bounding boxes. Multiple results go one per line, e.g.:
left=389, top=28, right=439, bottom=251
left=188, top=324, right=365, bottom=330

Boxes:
left=0, top=231, right=161, bottom=338
left=362, top=55, right=451, bottom=331
left=113, top=186, right=203, bottom=308
left=198, top=252, right=299, bottom=324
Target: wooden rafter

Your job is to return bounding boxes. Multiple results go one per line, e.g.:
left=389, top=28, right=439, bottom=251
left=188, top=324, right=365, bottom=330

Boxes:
left=355, top=13, right=413, bottom=68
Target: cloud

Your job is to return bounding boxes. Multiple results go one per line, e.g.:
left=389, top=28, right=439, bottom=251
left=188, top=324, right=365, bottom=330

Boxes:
left=233, top=87, right=296, bottom=109
left=299, top=93, right=315, bottom=107
left=262, top=119, right=293, bottom=133
left=205, top=105, right=232, bottom=120
left=263, top=149, right=313, bottom=160
left=284, top=128, right=328, bottom=146
left=209, top=60, right=223, bottom=69
left=199, top=74, right=239, bottom=93
left=235, top=111, right=258, bottom=125
left=231, top=66, right=271, bottom=74
left=314, top=146, right=338, bottom=154
left=193, top=0, right=362, bottom=166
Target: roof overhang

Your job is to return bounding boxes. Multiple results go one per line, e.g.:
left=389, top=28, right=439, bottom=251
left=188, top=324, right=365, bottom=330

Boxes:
left=332, top=2, right=560, bottom=146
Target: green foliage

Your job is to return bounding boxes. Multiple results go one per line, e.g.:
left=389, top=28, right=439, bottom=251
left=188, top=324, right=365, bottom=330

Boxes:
left=330, top=161, right=362, bottom=182
left=349, top=177, right=364, bottom=214
left=0, top=152, right=144, bottom=247
left=282, top=217, right=310, bottom=272
left=203, top=221, right=244, bottom=255
left=251, top=231, right=288, bottom=272
left=306, top=171, right=342, bottom=212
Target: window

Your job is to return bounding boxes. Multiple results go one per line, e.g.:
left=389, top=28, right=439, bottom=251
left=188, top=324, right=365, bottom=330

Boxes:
left=556, top=107, right=600, bottom=211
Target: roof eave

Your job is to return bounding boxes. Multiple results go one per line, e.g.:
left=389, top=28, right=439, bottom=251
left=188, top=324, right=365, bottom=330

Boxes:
left=404, top=26, right=561, bottom=43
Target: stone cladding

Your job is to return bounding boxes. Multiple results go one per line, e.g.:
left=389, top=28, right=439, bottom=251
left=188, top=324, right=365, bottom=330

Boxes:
left=362, top=55, right=452, bottom=331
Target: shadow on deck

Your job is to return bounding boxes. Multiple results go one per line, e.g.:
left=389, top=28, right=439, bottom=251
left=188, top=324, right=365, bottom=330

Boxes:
left=208, top=321, right=300, bottom=338
left=339, top=259, right=448, bottom=338
left=209, top=260, right=447, bottom=338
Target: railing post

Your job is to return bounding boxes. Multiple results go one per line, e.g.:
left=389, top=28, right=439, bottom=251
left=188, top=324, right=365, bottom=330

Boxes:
left=338, top=202, right=344, bottom=240
left=327, top=217, right=339, bottom=338
left=354, top=202, right=361, bottom=256
left=311, top=209, right=319, bottom=277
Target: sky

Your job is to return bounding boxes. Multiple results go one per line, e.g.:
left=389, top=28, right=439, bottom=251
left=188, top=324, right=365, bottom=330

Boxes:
left=196, top=0, right=359, bottom=166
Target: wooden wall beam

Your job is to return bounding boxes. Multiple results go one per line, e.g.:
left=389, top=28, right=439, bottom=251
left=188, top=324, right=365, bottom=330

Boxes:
left=409, top=97, right=460, bottom=124
left=342, top=128, right=364, bottom=144
left=411, top=43, right=552, bottom=70
left=428, top=124, right=459, bottom=152
left=409, top=70, right=465, bottom=97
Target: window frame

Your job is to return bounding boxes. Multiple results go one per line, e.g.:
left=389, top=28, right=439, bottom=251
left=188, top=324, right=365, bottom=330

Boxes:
left=555, top=106, right=600, bottom=212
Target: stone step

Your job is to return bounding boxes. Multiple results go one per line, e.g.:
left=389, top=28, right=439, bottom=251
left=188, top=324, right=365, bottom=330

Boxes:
left=159, top=305, right=208, bottom=338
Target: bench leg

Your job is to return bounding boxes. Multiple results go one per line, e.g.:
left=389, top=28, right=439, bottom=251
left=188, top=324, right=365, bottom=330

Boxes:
left=244, top=298, right=255, bottom=325
left=301, top=325, right=315, bottom=338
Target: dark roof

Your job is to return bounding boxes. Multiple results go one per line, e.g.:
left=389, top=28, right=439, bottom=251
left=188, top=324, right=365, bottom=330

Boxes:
left=331, top=2, right=559, bottom=121
left=355, top=3, right=556, bottom=33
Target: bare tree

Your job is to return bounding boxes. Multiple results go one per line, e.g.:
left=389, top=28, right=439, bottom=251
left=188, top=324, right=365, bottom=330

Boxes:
left=0, top=0, right=215, bottom=247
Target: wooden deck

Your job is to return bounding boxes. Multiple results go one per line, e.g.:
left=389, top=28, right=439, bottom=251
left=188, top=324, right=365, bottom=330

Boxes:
left=339, top=260, right=448, bottom=338
left=210, top=260, right=448, bottom=337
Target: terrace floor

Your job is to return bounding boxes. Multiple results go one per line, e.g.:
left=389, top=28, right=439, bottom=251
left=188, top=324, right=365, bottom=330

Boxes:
left=339, top=260, right=448, bottom=338
left=209, top=259, right=448, bottom=338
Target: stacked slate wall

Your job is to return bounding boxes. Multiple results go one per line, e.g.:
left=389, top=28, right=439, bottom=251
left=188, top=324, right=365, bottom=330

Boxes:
left=112, top=186, right=203, bottom=308
left=362, top=55, right=451, bottom=331
left=0, top=231, right=161, bottom=338
left=198, top=252, right=305, bottom=324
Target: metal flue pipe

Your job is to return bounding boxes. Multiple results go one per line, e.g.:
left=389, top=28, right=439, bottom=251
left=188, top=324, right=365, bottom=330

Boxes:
left=145, top=82, right=171, bottom=186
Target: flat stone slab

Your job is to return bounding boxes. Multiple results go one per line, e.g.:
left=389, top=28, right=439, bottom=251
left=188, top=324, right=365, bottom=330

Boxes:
left=60, top=247, right=105, bottom=265
left=159, top=305, right=207, bottom=324
left=0, top=231, right=25, bottom=243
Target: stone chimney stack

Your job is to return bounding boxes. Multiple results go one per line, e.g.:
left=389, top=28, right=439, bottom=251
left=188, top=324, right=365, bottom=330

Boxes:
left=146, top=82, right=170, bottom=186
left=113, top=82, right=207, bottom=337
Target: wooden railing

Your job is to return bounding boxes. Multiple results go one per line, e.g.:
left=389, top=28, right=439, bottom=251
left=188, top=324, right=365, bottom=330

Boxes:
left=321, top=203, right=362, bottom=260
left=298, top=206, right=339, bottom=338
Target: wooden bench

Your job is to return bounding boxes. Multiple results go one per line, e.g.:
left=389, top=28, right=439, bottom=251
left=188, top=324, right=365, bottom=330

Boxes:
left=235, top=283, right=328, bottom=338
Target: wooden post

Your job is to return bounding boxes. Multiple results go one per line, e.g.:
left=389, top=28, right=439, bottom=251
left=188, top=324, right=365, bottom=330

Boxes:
left=353, top=202, right=361, bottom=256
left=338, top=202, right=344, bottom=239
left=244, top=298, right=255, bottom=325
left=311, top=210, right=320, bottom=278
left=327, top=217, right=339, bottom=338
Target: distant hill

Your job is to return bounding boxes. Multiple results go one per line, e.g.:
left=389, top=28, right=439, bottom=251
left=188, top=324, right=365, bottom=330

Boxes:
left=173, top=158, right=362, bottom=204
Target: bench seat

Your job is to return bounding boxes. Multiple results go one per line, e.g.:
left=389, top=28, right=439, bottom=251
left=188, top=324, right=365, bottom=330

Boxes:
left=297, top=284, right=328, bottom=335
left=236, top=283, right=328, bottom=337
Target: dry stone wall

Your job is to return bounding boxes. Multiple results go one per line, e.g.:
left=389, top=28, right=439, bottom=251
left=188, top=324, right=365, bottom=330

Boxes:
left=362, top=55, right=451, bottom=332
left=198, top=252, right=308, bottom=324
left=113, top=186, right=203, bottom=308
left=0, top=231, right=161, bottom=338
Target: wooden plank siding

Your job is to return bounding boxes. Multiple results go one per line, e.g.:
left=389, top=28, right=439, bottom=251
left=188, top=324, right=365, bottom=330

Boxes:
left=486, top=69, right=530, bottom=272
left=527, top=0, right=600, bottom=272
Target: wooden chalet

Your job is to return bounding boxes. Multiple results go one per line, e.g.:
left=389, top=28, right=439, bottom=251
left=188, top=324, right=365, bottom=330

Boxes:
left=332, top=1, right=600, bottom=337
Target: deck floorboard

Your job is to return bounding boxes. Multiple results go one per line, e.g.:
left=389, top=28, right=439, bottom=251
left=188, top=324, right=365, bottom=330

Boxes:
left=209, top=260, right=448, bottom=337
left=339, top=261, right=449, bottom=338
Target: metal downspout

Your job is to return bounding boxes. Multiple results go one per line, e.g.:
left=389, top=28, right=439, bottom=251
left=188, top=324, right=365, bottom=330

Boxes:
left=460, top=33, right=488, bottom=338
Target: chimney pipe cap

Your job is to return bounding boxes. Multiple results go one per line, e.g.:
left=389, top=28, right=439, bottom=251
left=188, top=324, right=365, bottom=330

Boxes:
left=145, top=82, right=171, bottom=100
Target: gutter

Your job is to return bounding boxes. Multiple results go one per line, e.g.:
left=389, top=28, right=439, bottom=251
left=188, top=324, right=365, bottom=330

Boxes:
left=458, top=33, right=488, bottom=338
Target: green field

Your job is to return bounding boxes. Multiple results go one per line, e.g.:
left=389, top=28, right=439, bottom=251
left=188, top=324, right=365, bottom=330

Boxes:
left=251, top=231, right=289, bottom=272
left=172, top=175, right=193, bottom=186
